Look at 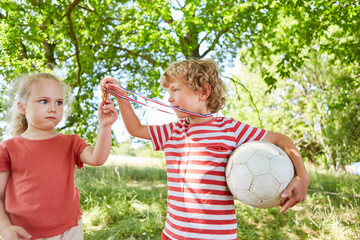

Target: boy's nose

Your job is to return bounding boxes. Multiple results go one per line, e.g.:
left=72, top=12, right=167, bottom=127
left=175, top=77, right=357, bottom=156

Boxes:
left=168, top=95, right=174, bottom=102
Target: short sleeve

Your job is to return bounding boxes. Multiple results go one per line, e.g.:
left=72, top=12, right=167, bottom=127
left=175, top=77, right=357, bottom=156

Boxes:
left=148, top=122, right=175, bottom=151
left=233, top=120, right=267, bottom=147
left=71, top=135, right=90, bottom=169
left=0, top=143, right=11, bottom=171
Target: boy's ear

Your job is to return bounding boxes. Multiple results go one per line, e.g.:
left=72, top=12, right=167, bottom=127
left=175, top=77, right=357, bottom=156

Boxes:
left=17, top=102, right=26, bottom=115
left=200, top=83, right=211, bottom=101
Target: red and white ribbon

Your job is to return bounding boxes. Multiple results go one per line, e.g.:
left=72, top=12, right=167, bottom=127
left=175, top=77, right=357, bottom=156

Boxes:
left=105, top=84, right=213, bottom=118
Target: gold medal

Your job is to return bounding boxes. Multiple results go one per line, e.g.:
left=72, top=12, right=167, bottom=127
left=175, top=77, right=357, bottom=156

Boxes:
left=102, top=87, right=109, bottom=102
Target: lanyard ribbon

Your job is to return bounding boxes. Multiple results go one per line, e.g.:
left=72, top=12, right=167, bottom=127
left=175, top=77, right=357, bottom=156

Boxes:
left=105, top=83, right=213, bottom=118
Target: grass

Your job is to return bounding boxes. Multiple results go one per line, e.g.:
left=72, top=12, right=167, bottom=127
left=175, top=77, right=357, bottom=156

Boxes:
left=76, top=158, right=360, bottom=240
left=76, top=164, right=168, bottom=239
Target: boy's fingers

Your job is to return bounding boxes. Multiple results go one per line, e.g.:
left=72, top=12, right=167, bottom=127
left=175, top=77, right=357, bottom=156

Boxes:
left=279, top=200, right=291, bottom=213
left=279, top=194, right=298, bottom=213
left=279, top=183, right=296, bottom=213
left=105, top=84, right=128, bottom=98
left=281, top=182, right=294, bottom=199
left=100, top=77, right=117, bottom=88
left=101, top=83, right=113, bottom=92
left=105, top=83, right=120, bottom=90
left=281, top=195, right=300, bottom=213
left=280, top=188, right=304, bottom=213
left=281, top=190, right=290, bottom=199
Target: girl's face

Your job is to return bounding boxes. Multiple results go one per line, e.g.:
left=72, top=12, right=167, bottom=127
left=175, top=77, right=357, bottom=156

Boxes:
left=166, top=77, right=212, bottom=123
left=20, top=78, right=64, bottom=136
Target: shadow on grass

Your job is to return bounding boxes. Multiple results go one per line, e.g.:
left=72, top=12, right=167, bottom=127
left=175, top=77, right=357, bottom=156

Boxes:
left=75, top=163, right=360, bottom=240
left=76, top=165, right=167, bottom=240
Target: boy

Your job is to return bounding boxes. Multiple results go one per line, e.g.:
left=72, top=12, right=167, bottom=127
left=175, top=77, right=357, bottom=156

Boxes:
left=101, top=58, right=309, bottom=240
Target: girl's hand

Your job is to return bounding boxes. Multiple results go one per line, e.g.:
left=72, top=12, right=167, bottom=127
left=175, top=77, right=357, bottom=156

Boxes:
left=1, top=226, right=32, bottom=240
left=279, top=174, right=309, bottom=213
left=98, top=99, right=118, bottom=127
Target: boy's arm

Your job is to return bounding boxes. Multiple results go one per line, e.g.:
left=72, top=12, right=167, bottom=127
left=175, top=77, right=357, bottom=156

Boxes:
left=100, top=77, right=151, bottom=140
left=80, top=99, right=118, bottom=166
left=0, top=172, right=31, bottom=239
left=262, top=131, right=310, bottom=213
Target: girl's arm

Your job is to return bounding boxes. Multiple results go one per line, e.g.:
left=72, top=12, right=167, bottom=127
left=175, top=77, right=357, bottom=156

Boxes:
left=80, top=99, right=118, bottom=166
left=100, top=77, right=151, bottom=140
left=262, top=131, right=310, bottom=213
left=0, top=172, right=31, bottom=239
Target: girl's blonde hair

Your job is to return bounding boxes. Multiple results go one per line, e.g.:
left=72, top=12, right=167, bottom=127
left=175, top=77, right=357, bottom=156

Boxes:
left=6, top=73, right=72, bottom=136
left=160, top=58, right=226, bottom=113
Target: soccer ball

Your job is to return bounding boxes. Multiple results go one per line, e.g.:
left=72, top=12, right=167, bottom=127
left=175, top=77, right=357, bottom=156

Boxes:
left=225, top=141, right=295, bottom=208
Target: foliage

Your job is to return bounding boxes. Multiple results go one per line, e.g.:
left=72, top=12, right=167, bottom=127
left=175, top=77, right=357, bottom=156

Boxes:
left=110, top=140, right=165, bottom=159
left=228, top=1, right=360, bottom=168
left=75, top=161, right=360, bottom=239
left=1, top=1, right=358, bottom=164
left=323, top=74, right=360, bottom=167
left=243, top=0, right=360, bottom=89
left=111, top=140, right=137, bottom=157
left=225, top=54, right=360, bottom=168
left=0, top=0, right=282, bottom=141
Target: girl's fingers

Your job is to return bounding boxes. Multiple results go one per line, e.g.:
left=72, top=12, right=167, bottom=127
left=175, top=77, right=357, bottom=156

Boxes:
left=101, top=101, right=117, bottom=114
left=102, top=99, right=114, bottom=105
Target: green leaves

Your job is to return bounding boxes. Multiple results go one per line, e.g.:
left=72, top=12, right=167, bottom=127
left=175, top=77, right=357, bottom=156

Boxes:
left=227, top=52, right=359, bottom=168
left=1, top=0, right=359, bottom=146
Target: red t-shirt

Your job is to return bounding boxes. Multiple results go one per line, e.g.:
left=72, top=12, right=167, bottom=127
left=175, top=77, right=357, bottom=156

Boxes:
left=149, top=117, right=267, bottom=240
left=0, top=134, right=89, bottom=239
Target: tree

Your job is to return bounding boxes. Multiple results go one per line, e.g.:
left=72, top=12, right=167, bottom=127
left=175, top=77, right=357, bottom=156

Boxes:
left=243, top=0, right=360, bottom=89
left=230, top=0, right=360, bottom=167
left=0, top=0, right=281, bottom=141
left=225, top=53, right=359, bottom=168
left=1, top=0, right=359, bottom=146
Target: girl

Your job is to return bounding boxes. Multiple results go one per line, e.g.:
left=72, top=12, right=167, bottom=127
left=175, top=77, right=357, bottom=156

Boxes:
left=0, top=73, right=118, bottom=240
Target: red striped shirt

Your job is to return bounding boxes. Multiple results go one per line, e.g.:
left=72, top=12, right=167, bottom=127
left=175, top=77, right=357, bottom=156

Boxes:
left=149, top=117, right=267, bottom=240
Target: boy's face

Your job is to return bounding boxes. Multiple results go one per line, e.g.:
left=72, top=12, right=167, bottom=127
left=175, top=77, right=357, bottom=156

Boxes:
left=166, top=77, right=211, bottom=121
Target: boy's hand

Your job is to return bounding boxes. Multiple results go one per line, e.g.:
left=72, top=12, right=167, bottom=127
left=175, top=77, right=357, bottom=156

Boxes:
left=98, top=99, right=118, bottom=127
left=100, top=77, right=128, bottom=100
left=279, top=174, right=309, bottom=213
left=100, top=77, right=150, bottom=140
left=1, top=226, right=32, bottom=240
left=100, top=76, right=119, bottom=87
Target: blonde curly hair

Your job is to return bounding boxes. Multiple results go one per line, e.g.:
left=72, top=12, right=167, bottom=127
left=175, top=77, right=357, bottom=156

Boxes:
left=160, top=58, right=226, bottom=113
left=6, top=73, right=72, bottom=136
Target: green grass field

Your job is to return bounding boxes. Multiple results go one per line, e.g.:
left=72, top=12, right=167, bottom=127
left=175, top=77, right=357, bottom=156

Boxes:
left=76, top=157, right=360, bottom=240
